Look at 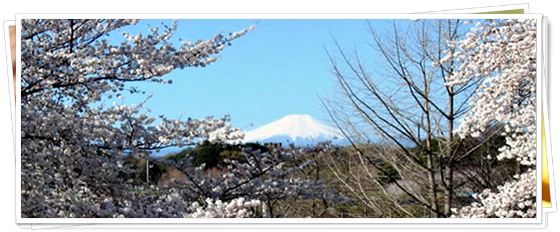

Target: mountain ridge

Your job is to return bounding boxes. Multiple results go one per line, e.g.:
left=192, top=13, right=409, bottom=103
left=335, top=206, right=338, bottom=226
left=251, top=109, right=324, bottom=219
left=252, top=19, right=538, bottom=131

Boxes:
left=243, top=114, right=345, bottom=146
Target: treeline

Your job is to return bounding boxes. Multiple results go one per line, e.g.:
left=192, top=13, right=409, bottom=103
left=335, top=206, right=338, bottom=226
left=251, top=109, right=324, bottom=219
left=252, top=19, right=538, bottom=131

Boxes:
left=116, top=126, right=518, bottom=218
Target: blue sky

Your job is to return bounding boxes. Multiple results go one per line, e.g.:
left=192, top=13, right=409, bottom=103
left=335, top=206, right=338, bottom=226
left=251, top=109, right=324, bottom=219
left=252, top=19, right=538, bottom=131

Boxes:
left=109, top=19, right=394, bottom=130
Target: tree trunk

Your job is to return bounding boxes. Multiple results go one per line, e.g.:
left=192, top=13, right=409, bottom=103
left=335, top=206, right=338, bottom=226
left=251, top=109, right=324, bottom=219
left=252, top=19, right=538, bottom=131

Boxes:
left=444, top=92, right=455, bottom=217
left=425, top=87, right=439, bottom=218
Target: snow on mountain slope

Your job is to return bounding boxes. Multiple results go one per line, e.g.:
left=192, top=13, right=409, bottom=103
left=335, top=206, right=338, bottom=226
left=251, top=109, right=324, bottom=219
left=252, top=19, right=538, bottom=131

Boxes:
left=243, top=114, right=345, bottom=146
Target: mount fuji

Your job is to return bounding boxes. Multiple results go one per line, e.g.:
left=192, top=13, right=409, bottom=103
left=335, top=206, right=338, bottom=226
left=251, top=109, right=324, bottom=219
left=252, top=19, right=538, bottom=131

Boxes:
left=243, top=114, right=347, bottom=147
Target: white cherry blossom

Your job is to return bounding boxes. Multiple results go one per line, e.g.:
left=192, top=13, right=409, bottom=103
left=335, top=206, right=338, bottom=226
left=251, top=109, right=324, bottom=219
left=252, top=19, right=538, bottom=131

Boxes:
left=443, top=19, right=537, bottom=218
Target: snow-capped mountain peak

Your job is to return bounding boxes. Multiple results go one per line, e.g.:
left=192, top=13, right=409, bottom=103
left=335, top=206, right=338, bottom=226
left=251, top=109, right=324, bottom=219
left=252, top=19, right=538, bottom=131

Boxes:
left=243, top=114, right=343, bottom=146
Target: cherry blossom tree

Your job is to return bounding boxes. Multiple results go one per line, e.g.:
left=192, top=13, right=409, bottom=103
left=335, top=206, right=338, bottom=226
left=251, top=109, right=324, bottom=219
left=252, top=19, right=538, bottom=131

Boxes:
left=157, top=145, right=338, bottom=217
left=21, top=19, right=342, bottom=217
left=444, top=19, right=537, bottom=218
left=21, top=19, right=342, bottom=218
left=187, top=197, right=262, bottom=218
left=19, top=19, right=265, bottom=218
